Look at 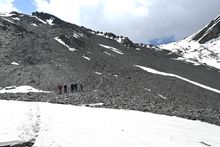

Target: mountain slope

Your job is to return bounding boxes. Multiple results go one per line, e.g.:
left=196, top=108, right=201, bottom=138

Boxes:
left=160, top=15, right=220, bottom=69
left=0, top=11, right=220, bottom=125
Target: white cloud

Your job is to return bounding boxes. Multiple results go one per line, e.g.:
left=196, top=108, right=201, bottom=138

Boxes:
left=33, top=0, right=103, bottom=25
left=0, top=0, right=17, bottom=13
left=33, top=0, right=220, bottom=44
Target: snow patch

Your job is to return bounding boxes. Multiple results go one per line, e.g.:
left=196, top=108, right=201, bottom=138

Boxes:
left=145, top=88, right=151, bottom=92
left=95, top=72, right=102, bottom=75
left=11, top=62, right=19, bottom=66
left=32, top=16, right=47, bottom=24
left=54, top=37, right=77, bottom=52
left=116, top=37, right=125, bottom=43
left=0, top=86, right=49, bottom=93
left=2, top=18, right=14, bottom=24
left=83, top=55, right=90, bottom=61
left=12, top=17, right=20, bottom=20
left=104, top=51, right=112, bottom=56
left=0, top=100, right=220, bottom=146
left=172, top=57, right=201, bottom=66
left=99, top=44, right=124, bottom=55
left=82, top=103, right=104, bottom=107
left=89, top=31, right=96, bottom=34
left=46, top=18, right=54, bottom=25
left=73, top=32, right=83, bottom=38
left=135, top=65, right=220, bottom=94
left=158, top=94, right=167, bottom=100
left=31, top=23, right=38, bottom=27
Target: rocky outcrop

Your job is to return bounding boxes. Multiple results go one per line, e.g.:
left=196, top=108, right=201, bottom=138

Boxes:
left=192, top=15, right=220, bottom=43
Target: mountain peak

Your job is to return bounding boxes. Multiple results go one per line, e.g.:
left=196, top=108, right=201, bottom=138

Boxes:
left=191, top=14, right=220, bottom=44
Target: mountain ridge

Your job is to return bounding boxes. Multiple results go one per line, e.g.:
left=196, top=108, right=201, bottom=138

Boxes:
left=160, top=14, right=220, bottom=69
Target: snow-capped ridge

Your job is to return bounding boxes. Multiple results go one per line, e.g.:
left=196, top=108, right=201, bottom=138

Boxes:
left=191, top=14, right=220, bottom=44
left=160, top=14, right=220, bottom=69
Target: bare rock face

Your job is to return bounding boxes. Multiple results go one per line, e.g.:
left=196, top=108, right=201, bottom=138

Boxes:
left=121, top=37, right=137, bottom=48
left=192, top=15, right=220, bottom=43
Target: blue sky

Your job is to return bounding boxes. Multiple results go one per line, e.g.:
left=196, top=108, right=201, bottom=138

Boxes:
left=1, top=0, right=220, bottom=45
left=13, top=0, right=37, bottom=14
left=13, top=0, right=36, bottom=14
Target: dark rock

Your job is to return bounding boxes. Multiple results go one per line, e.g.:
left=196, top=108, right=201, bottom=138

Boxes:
left=192, top=15, right=220, bottom=43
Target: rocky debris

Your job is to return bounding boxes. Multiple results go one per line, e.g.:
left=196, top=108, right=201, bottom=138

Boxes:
left=104, top=32, right=117, bottom=39
left=10, top=11, right=23, bottom=18
left=121, top=37, right=136, bottom=48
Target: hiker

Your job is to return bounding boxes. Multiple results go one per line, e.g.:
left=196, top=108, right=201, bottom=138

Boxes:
left=58, top=84, right=63, bottom=94
left=71, top=84, right=74, bottom=93
left=73, top=84, right=77, bottom=92
left=80, top=84, right=83, bottom=92
left=64, top=85, right=67, bottom=93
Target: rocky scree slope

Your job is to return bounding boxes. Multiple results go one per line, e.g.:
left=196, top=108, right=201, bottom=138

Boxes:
left=0, top=12, right=220, bottom=125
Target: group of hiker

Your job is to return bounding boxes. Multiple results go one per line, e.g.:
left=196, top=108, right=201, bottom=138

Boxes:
left=58, top=83, right=83, bottom=94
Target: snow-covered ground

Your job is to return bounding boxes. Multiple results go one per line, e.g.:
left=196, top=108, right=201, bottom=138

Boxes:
left=159, top=32, right=220, bottom=70
left=135, top=65, right=220, bottom=94
left=0, top=100, right=220, bottom=147
left=159, top=14, right=220, bottom=70
left=0, top=85, right=49, bottom=93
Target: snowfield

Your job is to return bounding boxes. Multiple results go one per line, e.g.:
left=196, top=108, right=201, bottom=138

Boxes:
left=159, top=14, right=220, bottom=70
left=159, top=34, right=220, bottom=70
left=0, top=100, right=220, bottom=147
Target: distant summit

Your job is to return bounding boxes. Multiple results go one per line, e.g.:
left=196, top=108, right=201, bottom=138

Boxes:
left=160, top=14, right=220, bottom=69
left=191, top=15, right=220, bottom=43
